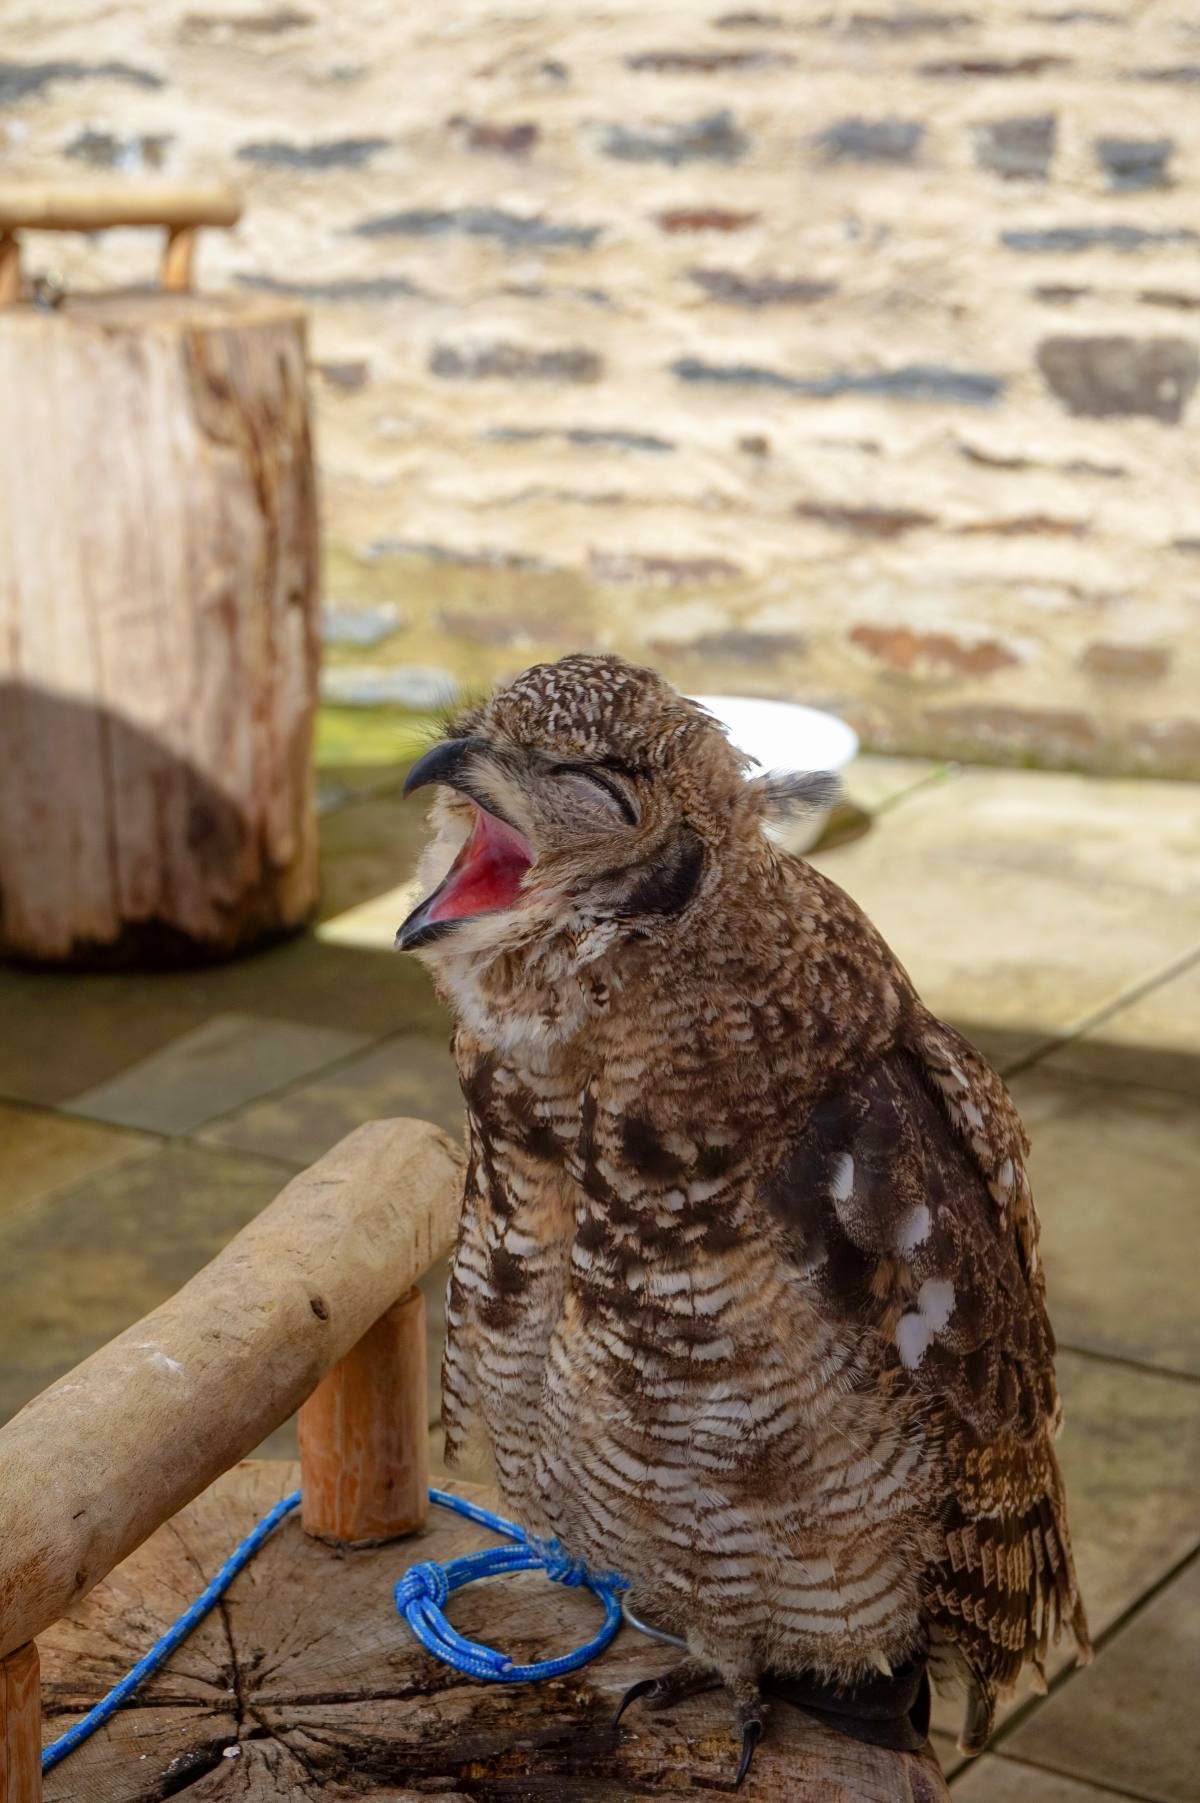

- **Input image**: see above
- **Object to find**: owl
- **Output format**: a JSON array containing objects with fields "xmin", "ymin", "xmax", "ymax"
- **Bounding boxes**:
[{"xmin": 397, "ymin": 653, "xmax": 1089, "ymax": 1785}]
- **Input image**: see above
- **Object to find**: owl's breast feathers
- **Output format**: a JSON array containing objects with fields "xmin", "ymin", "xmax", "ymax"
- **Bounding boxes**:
[{"xmin": 441, "ymin": 850, "xmax": 1089, "ymax": 1752}]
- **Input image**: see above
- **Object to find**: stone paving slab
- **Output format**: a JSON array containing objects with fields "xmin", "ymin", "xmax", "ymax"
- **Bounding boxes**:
[
  {"xmin": 0, "ymin": 1142, "xmax": 294, "ymax": 1426},
  {"xmin": 1012, "ymin": 1070, "xmax": 1200, "ymax": 1377},
  {"xmin": 810, "ymin": 767, "xmax": 1200, "ymax": 1069},
  {"xmin": 317, "ymin": 790, "xmax": 435, "ymax": 924},
  {"xmin": 198, "ymin": 1031, "xmax": 465, "ymax": 1166},
  {"xmin": 1004, "ymin": 1555, "xmax": 1200, "ymax": 1803},
  {"xmin": 63, "ymin": 1013, "xmax": 371, "ymax": 1136},
  {"xmin": 1044, "ymin": 955, "xmax": 1200, "ymax": 1100},
  {"xmin": 951, "ymin": 1755, "xmax": 1140, "ymax": 1799},
  {"xmin": 0, "ymin": 1101, "xmax": 154, "ymax": 1219}
]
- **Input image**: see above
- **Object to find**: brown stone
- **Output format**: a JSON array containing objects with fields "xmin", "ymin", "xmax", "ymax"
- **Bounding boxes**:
[
  {"xmin": 1080, "ymin": 642, "xmax": 1170, "ymax": 680},
  {"xmin": 657, "ymin": 206, "xmax": 759, "ymax": 233},
  {"xmin": 958, "ymin": 513, "xmax": 1088, "ymax": 536},
  {"xmin": 449, "ymin": 115, "xmax": 539, "ymax": 155},
  {"xmin": 851, "ymin": 625, "xmax": 1020, "ymax": 676},
  {"xmin": 924, "ymin": 703, "xmax": 1100, "ymax": 754},
  {"xmin": 798, "ymin": 502, "xmax": 934, "ymax": 538}
]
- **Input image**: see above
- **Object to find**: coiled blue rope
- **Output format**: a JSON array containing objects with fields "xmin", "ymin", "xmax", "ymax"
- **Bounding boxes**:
[{"xmin": 41, "ymin": 1486, "xmax": 627, "ymax": 1775}]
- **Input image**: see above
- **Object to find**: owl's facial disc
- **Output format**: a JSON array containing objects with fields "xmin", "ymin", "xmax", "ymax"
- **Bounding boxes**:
[{"xmin": 395, "ymin": 801, "xmax": 534, "ymax": 950}]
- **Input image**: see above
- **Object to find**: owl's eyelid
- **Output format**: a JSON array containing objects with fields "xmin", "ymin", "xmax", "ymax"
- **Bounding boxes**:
[{"xmin": 547, "ymin": 762, "xmax": 638, "ymax": 825}]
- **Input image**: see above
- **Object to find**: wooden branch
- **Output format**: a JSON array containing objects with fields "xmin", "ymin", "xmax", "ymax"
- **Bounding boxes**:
[
  {"xmin": 299, "ymin": 1288, "xmax": 430, "ymax": 1545},
  {"xmin": 0, "ymin": 1644, "xmax": 40, "ymax": 1803},
  {"xmin": 0, "ymin": 1118, "xmax": 463, "ymax": 1662},
  {"xmin": 160, "ymin": 224, "xmax": 195, "ymax": 292},
  {"xmin": 0, "ymin": 183, "xmax": 241, "ymax": 233}
]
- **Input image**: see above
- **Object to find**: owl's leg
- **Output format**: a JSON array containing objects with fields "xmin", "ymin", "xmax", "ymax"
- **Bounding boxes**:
[{"xmin": 729, "ymin": 1673, "xmax": 766, "ymax": 1789}]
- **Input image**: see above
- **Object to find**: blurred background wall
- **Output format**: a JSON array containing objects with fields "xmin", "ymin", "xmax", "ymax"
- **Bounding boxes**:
[{"xmin": 5, "ymin": 0, "xmax": 1199, "ymax": 775}]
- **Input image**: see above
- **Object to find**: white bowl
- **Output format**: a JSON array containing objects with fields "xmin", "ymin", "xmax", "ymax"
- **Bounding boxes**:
[{"xmin": 691, "ymin": 695, "xmax": 859, "ymax": 852}]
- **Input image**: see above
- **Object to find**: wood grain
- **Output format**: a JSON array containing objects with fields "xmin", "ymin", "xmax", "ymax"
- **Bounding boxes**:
[
  {"xmin": 1, "ymin": 1643, "xmax": 41, "ymax": 1803},
  {"xmin": 39, "ymin": 1462, "xmax": 950, "ymax": 1802},
  {"xmin": 0, "ymin": 1119, "xmax": 463, "ymax": 1663},
  {"xmin": 300, "ymin": 1290, "xmax": 430, "ymax": 1546},
  {"xmin": 0, "ymin": 184, "xmax": 241, "ymax": 232},
  {"xmin": 0, "ymin": 289, "xmax": 318, "ymax": 963}
]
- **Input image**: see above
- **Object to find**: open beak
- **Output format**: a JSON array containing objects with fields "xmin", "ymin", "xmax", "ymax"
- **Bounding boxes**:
[{"xmin": 396, "ymin": 739, "xmax": 535, "ymax": 951}]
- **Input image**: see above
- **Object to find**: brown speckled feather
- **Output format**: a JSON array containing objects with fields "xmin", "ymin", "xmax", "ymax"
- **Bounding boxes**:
[{"xmin": 409, "ymin": 654, "xmax": 1089, "ymax": 1756}]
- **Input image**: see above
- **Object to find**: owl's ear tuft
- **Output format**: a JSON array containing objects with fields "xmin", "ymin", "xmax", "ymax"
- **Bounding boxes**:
[{"xmin": 751, "ymin": 769, "xmax": 842, "ymax": 821}]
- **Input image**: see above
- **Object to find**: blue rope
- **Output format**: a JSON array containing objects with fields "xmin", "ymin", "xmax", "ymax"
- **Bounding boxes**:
[{"xmin": 41, "ymin": 1486, "xmax": 627, "ymax": 1775}]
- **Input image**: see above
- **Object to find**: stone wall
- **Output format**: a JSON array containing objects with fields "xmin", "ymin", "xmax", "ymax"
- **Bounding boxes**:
[{"xmin": 5, "ymin": 0, "xmax": 1200, "ymax": 773}]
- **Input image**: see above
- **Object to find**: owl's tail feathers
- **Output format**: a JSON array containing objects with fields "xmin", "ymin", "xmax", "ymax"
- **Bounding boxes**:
[
  {"xmin": 959, "ymin": 1680, "xmax": 995, "ymax": 1758},
  {"xmin": 764, "ymin": 1653, "xmax": 931, "ymax": 1754}
]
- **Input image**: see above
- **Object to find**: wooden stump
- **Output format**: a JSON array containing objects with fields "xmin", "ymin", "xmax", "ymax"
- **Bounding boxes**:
[
  {"xmin": 36, "ymin": 1462, "xmax": 951, "ymax": 1803},
  {"xmin": 0, "ymin": 291, "xmax": 319, "ymax": 966}
]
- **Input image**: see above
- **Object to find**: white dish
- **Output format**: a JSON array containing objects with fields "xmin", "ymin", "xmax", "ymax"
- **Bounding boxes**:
[{"xmin": 692, "ymin": 694, "xmax": 858, "ymax": 852}]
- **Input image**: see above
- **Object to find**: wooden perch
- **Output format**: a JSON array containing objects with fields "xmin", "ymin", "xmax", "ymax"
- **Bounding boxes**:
[
  {"xmin": 0, "ymin": 1117, "xmax": 463, "ymax": 1664},
  {"xmin": 0, "ymin": 181, "xmax": 241, "ymax": 299}
]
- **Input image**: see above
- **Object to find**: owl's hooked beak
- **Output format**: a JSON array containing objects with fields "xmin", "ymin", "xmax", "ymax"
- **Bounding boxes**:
[{"xmin": 396, "ymin": 738, "xmax": 536, "ymax": 951}]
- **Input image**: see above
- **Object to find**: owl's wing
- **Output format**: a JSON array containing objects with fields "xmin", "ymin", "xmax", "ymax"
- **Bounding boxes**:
[{"xmin": 765, "ymin": 1018, "xmax": 1090, "ymax": 1749}]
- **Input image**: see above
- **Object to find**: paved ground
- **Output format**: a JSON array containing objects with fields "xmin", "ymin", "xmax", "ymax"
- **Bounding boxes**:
[{"xmin": 1, "ymin": 748, "xmax": 1197, "ymax": 1802}]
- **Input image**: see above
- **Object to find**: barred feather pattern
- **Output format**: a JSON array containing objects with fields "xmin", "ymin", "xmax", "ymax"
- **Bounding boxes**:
[{"xmin": 425, "ymin": 653, "xmax": 1089, "ymax": 1751}]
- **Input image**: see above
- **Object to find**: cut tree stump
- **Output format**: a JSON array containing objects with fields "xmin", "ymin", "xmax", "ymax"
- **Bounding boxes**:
[
  {"xmin": 36, "ymin": 1462, "xmax": 951, "ymax": 1803},
  {"xmin": 0, "ymin": 290, "xmax": 319, "ymax": 966}
]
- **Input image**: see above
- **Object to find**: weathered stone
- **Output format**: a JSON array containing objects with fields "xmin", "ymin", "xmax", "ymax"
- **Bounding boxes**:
[
  {"xmin": 1033, "ymin": 284, "xmax": 1090, "ymax": 304},
  {"xmin": 237, "ymin": 273, "xmax": 427, "ymax": 302},
  {"xmin": 796, "ymin": 501, "xmax": 934, "ymax": 537},
  {"xmin": 64, "ymin": 128, "xmax": 172, "ymax": 169},
  {"xmin": 353, "ymin": 207, "xmax": 602, "ymax": 248},
  {"xmin": 972, "ymin": 113, "xmax": 1056, "ymax": 180},
  {"xmin": 449, "ymin": 116, "xmax": 539, "ymax": 155},
  {"xmin": 365, "ymin": 539, "xmax": 554, "ymax": 571},
  {"xmin": 655, "ymin": 628, "xmax": 806, "ymax": 662},
  {"xmin": 1081, "ymin": 642, "xmax": 1171, "ymax": 680},
  {"xmin": 589, "ymin": 550, "xmax": 743, "ymax": 585},
  {"xmin": 498, "ymin": 281, "xmax": 612, "ymax": 307},
  {"xmin": 959, "ymin": 513, "xmax": 1087, "ymax": 536},
  {"xmin": 1004, "ymin": 223, "xmax": 1200, "ymax": 251},
  {"xmin": 925, "ymin": 703, "xmax": 1100, "ymax": 756},
  {"xmin": 0, "ymin": 59, "xmax": 163, "ymax": 103},
  {"xmin": 656, "ymin": 207, "xmax": 759, "ymax": 233},
  {"xmin": 429, "ymin": 342, "xmax": 602, "ymax": 383},
  {"xmin": 321, "ymin": 603, "xmax": 403, "ymax": 647},
  {"xmin": 815, "ymin": 117, "xmax": 924, "ymax": 163},
  {"xmin": 672, "ymin": 357, "xmax": 1005, "ymax": 403},
  {"xmin": 598, "ymin": 110, "xmax": 747, "ymax": 165},
  {"xmin": 1140, "ymin": 289, "xmax": 1200, "ymax": 311},
  {"xmin": 1037, "ymin": 335, "xmax": 1200, "ymax": 422},
  {"xmin": 712, "ymin": 10, "xmax": 785, "ymax": 24},
  {"xmin": 921, "ymin": 54, "xmax": 1069, "ymax": 75},
  {"xmin": 851, "ymin": 624, "xmax": 1020, "ymax": 675},
  {"xmin": 626, "ymin": 48, "xmax": 794, "ymax": 72},
  {"xmin": 830, "ymin": 9, "xmax": 974, "ymax": 35},
  {"xmin": 321, "ymin": 665, "xmax": 459, "ymax": 708},
  {"xmin": 180, "ymin": 6, "xmax": 312, "ymax": 34},
  {"xmin": 1128, "ymin": 64, "xmax": 1200, "ymax": 85},
  {"xmin": 238, "ymin": 137, "xmax": 388, "ymax": 168},
  {"xmin": 315, "ymin": 360, "xmax": 369, "ymax": 391},
  {"xmin": 486, "ymin": 425, "xmax": 675, "ymax": 452},
  {"xmin": 1095, "ymin": 134, "xmax": 1173, "ymax": 189},
  {"xmin": 690, "ymin": 269, "xmax": 837, "ymax": 306}
]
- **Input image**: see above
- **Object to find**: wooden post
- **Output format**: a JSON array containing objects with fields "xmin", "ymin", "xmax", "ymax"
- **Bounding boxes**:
[
  {"xmin": 161, "ymin": 225, "xmax": 195, "ymax": 292},
  {"xmin": 0, "ymin": 233, "xmax": 19, "ymax": 306},
  {"xmin": 299, "ymin": 1288, "xmax": 431, "ymax": 1546},
  {"xmin": 0, "ymin": 1643, "xmax": 41, "ymax": 1803}
]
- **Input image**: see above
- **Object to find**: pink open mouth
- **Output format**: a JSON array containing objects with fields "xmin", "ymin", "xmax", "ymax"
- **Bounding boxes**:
[
  {"xmin": 426, "ymin": 806, "xmax": 534, "ymax": 925},
  {"xmin": 398, "ymin": 805, "xmax": 535, "ymax": 950}
]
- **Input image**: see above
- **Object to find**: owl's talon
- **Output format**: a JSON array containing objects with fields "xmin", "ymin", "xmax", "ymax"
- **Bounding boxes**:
[
  {"xmin": 612, "ymin": 1677, "xmax": 659, "ymax": 1728},
  {"xmin": 734, "ymin": 1711, "xmax": 763, "ymax": 1789}
]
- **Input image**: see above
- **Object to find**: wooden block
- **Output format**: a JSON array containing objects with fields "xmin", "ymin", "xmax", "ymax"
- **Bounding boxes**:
[
  {"xmin": 299, "ymin": 1288, "xmax": 430, "ymax": 1545},
  {"xmin": 160, "ymin": 225, "xmax": 195, "ymax": 292},
  {"xmin": 0, "ymin": 1643, "xmax": 41, "ymax": 1803}
]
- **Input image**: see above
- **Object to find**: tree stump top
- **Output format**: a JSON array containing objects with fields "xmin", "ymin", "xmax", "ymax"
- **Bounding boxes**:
[{"xmin": 38, "ymin": 1461, "xmax": 950, "ymax": 1802}]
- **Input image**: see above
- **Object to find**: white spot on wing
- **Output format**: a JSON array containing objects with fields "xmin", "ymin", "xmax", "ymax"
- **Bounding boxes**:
[
  {"xmin": 895, "ymin": 1278, "xmax": 956, "ymax": 1368},
  {"xmin": 829, "ymin": 1152, "xmax": 854, "ymax": 1201},
  {"xmin": 918, "ymin": 1277, "xmax": 955, "ymax": 1331},
  {"xmin": 896, "ymin": 1311, "xmax": 934, "ymax": 1369},
  {"xmin": 895, "ymin": 1203, "xmax": 931, "ymax": 1255}
]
